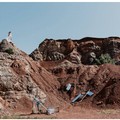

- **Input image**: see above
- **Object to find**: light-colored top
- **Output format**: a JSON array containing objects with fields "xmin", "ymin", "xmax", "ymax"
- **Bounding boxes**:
[
  {"xmin": 66, "ymin": 83, "xmax": 72, "ymax": 91},
  {"xmin": 7, "ymin": 32, "xmax": 12, "ymax": 42}
]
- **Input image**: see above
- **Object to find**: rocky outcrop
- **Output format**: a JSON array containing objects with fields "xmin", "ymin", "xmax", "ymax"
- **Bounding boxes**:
[
  {"xmin": 78, "ymin": 37, "xmax": 120, "ymax": 64},
  {"xmin": 29, "ymin": 48, "xmax": 43, "ymax": 61},
  {"xmin": 30, "ymin": 37, "xmax": 120, "ymax": 65},
  {"xmin": 0, "ymin": 39, "xmax": 21, "ymax": 55},
  {"xmin": 46, "ymin": 51, "xmax": 65, "ymax": 61},
  {"xmin": 0, "ymin": 40, "xmax": 65, "ymax": 115},
  {"xmin": 66, "ymin": 49, "xmax": 81, "ymax": 64},
  {"xmin": 0, "ymin": 52, "xmax": 46, "ymax": 114},
  {"xmin": 0, "ymin": 36, "xmax": 120, "ymax": 116}
]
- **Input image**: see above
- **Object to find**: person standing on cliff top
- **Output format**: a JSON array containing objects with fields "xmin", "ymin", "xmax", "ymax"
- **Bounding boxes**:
[{"xmin": 7, "ymin": 31, "xmax": 12, "ymax": 42}]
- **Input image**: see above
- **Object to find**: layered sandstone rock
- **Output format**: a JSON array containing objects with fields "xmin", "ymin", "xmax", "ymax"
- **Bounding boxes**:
[{"xmin": 30, "ymin": 37, "xmax": 120, "ymax": 64}]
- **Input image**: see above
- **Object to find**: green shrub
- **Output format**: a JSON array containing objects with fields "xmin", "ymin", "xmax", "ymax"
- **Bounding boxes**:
[
  {"xmin": 5, "ymin": 48, "xmax": 14, "ymax": 54},
  {"xmin": 95, "ymin": 53, "xmax": 115, "ymax": 65}
]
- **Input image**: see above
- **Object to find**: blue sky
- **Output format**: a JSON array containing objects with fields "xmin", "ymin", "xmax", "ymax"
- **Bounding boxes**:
[{"xmin": 0, "ymin": 2, "xmax": 120, "ymax": 54}]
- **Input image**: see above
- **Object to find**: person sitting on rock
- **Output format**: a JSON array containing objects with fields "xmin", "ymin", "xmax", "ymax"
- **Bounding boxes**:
[{"xmin": 7, "ymin": 31, "xmax": 12, "ymax": 42}]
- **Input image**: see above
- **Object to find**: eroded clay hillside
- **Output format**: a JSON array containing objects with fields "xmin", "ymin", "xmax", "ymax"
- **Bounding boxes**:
[
  {"xmin": 0, "ymin": 39, "xmax": 65, "ymax": 115},
  {"xmin": 30, "ymin": 37, "xmax": 120, "ymax": 109},
  {"xmin": 0, "ymin": 37, "xmax": 120, "ymax": 117}
]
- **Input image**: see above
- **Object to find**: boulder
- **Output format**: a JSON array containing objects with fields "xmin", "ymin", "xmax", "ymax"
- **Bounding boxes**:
[{"xmin": 67, "ymin": 49, "xmax": 81, "ymax": 64}]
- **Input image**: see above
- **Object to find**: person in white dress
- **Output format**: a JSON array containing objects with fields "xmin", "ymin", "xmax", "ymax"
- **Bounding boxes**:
[{"xmin": 7, "ymin": 31, "xmax": 12, "ymax": 42}]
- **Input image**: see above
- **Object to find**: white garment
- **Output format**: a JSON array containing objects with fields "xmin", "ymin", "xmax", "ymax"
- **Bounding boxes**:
[{"xmin": 66, "ymin": 83, "xmax": 72, "ymax": 91}]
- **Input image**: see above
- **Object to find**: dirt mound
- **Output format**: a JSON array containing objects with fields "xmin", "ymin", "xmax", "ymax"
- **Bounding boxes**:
[
  {"xmin": 0, "ymin": 40, "xmax": 67, "ymax": 115},
  {"xmin": 91, "ymin": 64, "xmax": 120, "ymax": 108},
  {"xmin": 41, "ymin": 60, "xmax": 120, "ymax": 108}
]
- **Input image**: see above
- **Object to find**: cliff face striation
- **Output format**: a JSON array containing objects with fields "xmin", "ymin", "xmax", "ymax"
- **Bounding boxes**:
[{"xmin": 30, "ymin": 37, "xmax": 120, "ymax": 64}]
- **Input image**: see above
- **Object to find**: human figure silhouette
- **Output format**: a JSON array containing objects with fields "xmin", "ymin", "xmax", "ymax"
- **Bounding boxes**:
[{"xmin": 7, "ymin": 31, "xmax": 12, "ymax": 42}]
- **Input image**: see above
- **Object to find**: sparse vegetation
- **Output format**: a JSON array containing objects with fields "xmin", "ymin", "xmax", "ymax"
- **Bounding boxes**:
[
  {"xmin": 98, "ymin": 109, "xmax": 120, "ymax": 115},
  {"xmin": 0, "ymin": 115, "xmax": 21, "ymax": 119},
  {"xmin": 5, "ymin": 48, "xmax": 14, "ymax": 54},
  {"xmin": 94, "ymin": 53, "xmax": 115, "ymax": 65}
]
